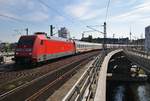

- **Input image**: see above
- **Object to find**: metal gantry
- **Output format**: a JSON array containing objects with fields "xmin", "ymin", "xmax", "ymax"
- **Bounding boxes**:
[{"xmin": 86, "ymin": 22, "xmax": 107, "ymax": 55}]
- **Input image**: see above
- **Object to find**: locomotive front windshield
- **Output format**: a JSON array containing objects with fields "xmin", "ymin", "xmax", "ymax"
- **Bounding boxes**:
[{"xmin": 18, "ymin": 37, "xmax": 35, "ymax": 46}]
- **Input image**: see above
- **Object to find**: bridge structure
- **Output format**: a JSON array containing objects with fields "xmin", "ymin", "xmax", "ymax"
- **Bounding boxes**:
[{"xmin": 63, "ymin": 48, "xmax": 150, "ymax": 101}]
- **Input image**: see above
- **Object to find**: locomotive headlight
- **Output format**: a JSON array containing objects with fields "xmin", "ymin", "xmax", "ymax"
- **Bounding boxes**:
[
  {"xmin": 25, "ymin": 48, "xmax": 32, "ymax": 52},
  {"xmin": 16, "ymin": 48, "xmax": 22, "ymax": 51},
  {"xmin": 29, "ymin": 52, "xmax": 32, "ymax": 55}
]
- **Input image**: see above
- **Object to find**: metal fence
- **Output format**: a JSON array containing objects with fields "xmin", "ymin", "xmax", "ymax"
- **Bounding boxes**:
[
  {"xmin": 62, "ymin": 53, "xmax": 104, "ymax": 101},
  {"xmin": 125, "ymin": 48, "xmax": 150, "ymax": 60}
]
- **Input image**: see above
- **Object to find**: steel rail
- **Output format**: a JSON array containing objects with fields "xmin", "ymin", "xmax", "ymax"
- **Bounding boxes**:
[
  {"xmin": 25, "ymin": 58, "xmax": 89, "ymax": 101},
  {"xmin": 0, "ymin": 51, "xmax": 100, "ymax": 101},
  {"xmin": 0, "ymin": 58, "xmax": 88, "ymax": 100}
]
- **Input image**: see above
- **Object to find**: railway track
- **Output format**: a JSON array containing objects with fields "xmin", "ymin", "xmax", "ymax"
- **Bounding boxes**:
[
  {"xmin": 0, "ymin": 51, "xmax": 101, "ymax": 101},
  {"xmin": 0, "ymin": 51, "xmax": 98, "ymax": 83}
]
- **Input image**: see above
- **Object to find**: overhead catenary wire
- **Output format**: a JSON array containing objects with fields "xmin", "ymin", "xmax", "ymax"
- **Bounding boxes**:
[
  {"xmin": 0, "ymin": 14, "xmax": 23, "ymax": 22},
  {"xmin": 86, "ymin": 0, "xmax": 112, "ymax": 30},
  {"xmin": 37, "ymin": 0, "xmax": 85, "ymax": 26},
  {"xmin": 38, "ymin": 0, "xmax": 67, "ymax": 19},
  {"xmin": 0, "ymin": 0, "xmax": 83, "ymax": 25},
  {"xmin": 38, "ymin": 0, "xmax": 79, "ymax": 23},
  {"xmin": 105, "ymin": 0, "xmax": 111, "ymax": 22}
]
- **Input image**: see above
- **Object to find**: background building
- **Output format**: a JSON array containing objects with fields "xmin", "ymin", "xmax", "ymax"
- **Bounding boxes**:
[
  {"xmin": 145, "ymin": 26, "xmax": 150, "ymax": 51},
  {"xmin": 58, "ymin": 27, "xmax": 70, "ymax": 39}
]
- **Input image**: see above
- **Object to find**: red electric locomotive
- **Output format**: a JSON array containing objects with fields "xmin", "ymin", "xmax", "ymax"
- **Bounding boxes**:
[{"xmin": 15, "ymin": 32, "xmax": 75, "ymax": 63}]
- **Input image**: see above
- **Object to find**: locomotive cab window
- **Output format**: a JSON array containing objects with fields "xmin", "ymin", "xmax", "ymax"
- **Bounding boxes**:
[{"xmin": 18, "ymin": 37, "xmax": 35, "ymax": 46}]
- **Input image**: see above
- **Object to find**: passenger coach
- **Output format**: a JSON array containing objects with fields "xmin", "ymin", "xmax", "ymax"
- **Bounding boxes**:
[{"xmin": 75, "ymin": 41, "xmax": 102, "ymax": 53}]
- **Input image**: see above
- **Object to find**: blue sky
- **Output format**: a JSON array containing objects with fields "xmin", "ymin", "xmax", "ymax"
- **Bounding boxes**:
[{"xmin": 0, "ymin": 0, "xmax": 150, "ymax": 42}]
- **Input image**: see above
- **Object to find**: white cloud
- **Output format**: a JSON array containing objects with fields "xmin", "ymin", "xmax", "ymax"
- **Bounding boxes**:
[
  {"xmin": 112, "ymin": 0, "xmax": 138, "ymax": 6},
  {"xmin": 111, "ymin": 0, "xmax": 121, "ymax": 3},
  {"xmin": 110, "ymin": 0, "xmax": 150, "ymax": 23},
  {"xmin": 0, "ymin": 0, "xmax": 31, "ymax": 6},
  {"xmin": 24, "ymin": 11, "xmax": 49, "ymax": 22},
  {"xmin": 0, "ymin": 0, "xmax": 49, "ymax": 22},
  {"xmin": 66, "ymin": 4, "xmax": 87, "ymax": 18},
  {"xmin": 64, "ymin": 0, "xmax": 103, "ymax": 20},
  {"xmin": 65, "ymin": 1, "xmax": 91, "ymax": 17},
  {"xmin": 106, "ymin": 0, "xmax": 150, "ymax": 38},
  {"xmin": 0, "ymin": 10, "xmax": 21, "ymax": 21},
  {"xmin": 0, "ymin": 10, "xmax": 49, "ymax": 22},
  {"xmin": 0, "ymin": 0, "xmax": 17, "ymax": 5},
  {"xmin": 127, "ymin": 0, "xmax": 138, "ymax": 5},
  {"xmin": 54, "ymin": 16, "xmax": 65, "ymax": 22}
]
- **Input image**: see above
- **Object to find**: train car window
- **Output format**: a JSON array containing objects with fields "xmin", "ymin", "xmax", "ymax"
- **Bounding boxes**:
[
  {"xmin": 40, "ymin": 40, "xmax": 44, "ymax": 45},
  {"xmin": 18, "ymin": 37, "xmax": 35, "ymax": 46}
]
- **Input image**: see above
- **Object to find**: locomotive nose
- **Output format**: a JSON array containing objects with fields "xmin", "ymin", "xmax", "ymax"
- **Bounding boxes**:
[{"xmin": 15, "ymin": 48, "xmax": 32, "ymax": 55}]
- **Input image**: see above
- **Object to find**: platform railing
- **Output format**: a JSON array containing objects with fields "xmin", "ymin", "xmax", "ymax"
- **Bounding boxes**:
[
  {"xmin": 124, "ymin": 48, "xmax": 150, "ymax": 60},
  {"xmin": 62, "ymin": 53, "xmax": 104, "ymax": 101},
  {"xmin": 124, "ymin": 48, "xmax": 150, "ymax": 74}
]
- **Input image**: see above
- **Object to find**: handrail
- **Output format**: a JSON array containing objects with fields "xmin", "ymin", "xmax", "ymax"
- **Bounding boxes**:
[
  {"xmin": 62, "ymin": 54, "xmax": 103, "ymax": 101},
  {"xmin": 125, "ymin": 49, "xmax": 150, "ymax": 59}
]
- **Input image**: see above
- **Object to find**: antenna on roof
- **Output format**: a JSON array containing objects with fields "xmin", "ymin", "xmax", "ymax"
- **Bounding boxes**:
[{"xmin": 25, "ymin": 28, "xmax": 28, "ymax": 35}]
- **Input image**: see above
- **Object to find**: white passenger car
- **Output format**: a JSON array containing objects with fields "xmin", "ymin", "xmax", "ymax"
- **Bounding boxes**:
[{"xmin": 75, "ymin": 41, "xmax": 102, "ymax": 53}]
